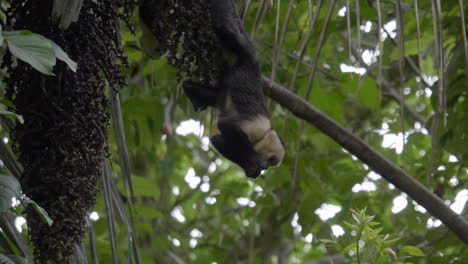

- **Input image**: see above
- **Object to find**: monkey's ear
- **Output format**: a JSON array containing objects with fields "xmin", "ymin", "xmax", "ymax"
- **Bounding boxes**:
[{"xmin": 210, "ymin": 134, "xmax": 262, "ymax": 179}]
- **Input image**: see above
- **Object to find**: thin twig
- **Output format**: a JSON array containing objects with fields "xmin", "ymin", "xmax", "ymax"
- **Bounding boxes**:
[
  {"xmin": 346, "ymin": 0, "xmax": 352, "ymax": 61},
  {"xmin": 271, "ymin": 0, "xmax": 296, "ymax": 82},
  {"xmin": 414, "ymin": 0, "xmax": 423, "ymax": 95},
  {"xmin": 382, "ymin": 26, "xmax": 433, "ymax": 90},
  {"xmin": 291, "ymin": 1, "xmax": 336, "ymax": 191},
  {"xmin": 395, "ymin": 0, "xmax": 407, "ymax": 159},
  {"xmin": 458, "ymin": 0, "xmax": 468, "ymax": 78},
  {"xmin": 270, "ymin": 0, "xmax": 281, "ymax": 81},
  {"xmin": 289, "ymin": 0, "xmax": 323, "ymax": 93},
  {"xmin": 251, "ymin": 0, "xmax": 269, "ymax": 39}
]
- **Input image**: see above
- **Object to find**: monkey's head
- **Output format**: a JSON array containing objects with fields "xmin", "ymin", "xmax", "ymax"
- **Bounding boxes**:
[
  {"xmin": 253, "ymin": 130, "xmax": 285, "ymax": 168},
  {"xmin": 210, "ymin": 134, "xmax": 264, "ymax": 178},
  {"xmin": 210, "ymin": 130, "xmax": 285, "ymax": 179}
]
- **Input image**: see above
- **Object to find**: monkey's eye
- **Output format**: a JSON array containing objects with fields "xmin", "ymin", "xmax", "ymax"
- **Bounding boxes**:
[{"xmin": 268, "ymin": 156, "xmax": 278, "ymax": 165}]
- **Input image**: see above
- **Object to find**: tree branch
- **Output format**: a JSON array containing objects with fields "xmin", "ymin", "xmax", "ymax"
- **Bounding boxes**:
[{"xmin": 262, "ymin": 76, "xmax": 468, "ymax": 245}]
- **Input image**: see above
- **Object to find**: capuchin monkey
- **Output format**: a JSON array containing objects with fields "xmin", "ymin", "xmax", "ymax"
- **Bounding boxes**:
[{"xmin": 183, "ymin": 0, "xmax": 285, "ymax": 178}]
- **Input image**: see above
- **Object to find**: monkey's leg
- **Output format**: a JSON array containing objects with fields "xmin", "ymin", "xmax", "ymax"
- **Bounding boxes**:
[
  {"xmin": 182, "ymin": 80, "xmax": 218, "ymax": 111},
  {"xmin": 208, "ymin": 0, "xmax": 257, "ymax": 61}
]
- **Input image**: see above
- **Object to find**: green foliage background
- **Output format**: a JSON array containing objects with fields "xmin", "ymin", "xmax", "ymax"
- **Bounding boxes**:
[{"xmin": 102, "ymin": 0, "xmax": 466, "ymax": 263}]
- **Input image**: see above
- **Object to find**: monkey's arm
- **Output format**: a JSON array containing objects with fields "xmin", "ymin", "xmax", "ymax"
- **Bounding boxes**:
[{"xmin": 183, "ymin": 80, "xmax": 218, "ymax": 111}]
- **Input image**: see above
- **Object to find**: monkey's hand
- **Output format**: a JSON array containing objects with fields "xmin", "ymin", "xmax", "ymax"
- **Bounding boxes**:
[{"xmin": 182, "ymin": 80, "xmax": 217, "ymax": 111}]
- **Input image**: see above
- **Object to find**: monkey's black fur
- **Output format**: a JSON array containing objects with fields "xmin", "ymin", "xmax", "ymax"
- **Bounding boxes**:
[{"xmin": 184, "ymin": 0, "xmax": 277, "ymax": 178}]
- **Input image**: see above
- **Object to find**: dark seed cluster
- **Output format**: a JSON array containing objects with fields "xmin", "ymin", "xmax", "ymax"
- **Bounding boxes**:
[
  {"xmin": 4, "ymin": 0, "xmax": 133, "ymax": 263},
  {"xmin": 140, "ymin": 0, "xmax": 223, "ymax": 83}
]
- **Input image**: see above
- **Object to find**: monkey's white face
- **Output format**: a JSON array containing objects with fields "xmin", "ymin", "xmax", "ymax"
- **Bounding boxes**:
[
  {"xmin": 241, "ymin": 115, "xmax": 285, "ymax": 169},
  {"xmin": 253, "ymin": 130, "xmax": 285, "ymax": 167}
]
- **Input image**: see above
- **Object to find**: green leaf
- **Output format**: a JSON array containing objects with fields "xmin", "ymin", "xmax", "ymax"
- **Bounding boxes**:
[
  {"xmin": 390, "ymin": 36, "xmax": 433, "ymax": 58},
  {"xmin": 357, "ymin": 77, "xmax": 381, "ymax": 109},
  {"xmin": 0, "ymin": 11, "xmax": 5, "ymax": 25},
  {"xmin": 385, "ymin": 237, "xmax": 402, "ymax": 244},
  {"xmin": 385, "ymin": 248, "xmax": 397, "ymax": 257},
  {"xmin": 0, "ymin": 110, "xmax": 24, "ymax": 124},
  {"xmin": 0, "ymin": 25, "xmax": 3, "ymax": 46},
  {"xmin": 29, "ymin": 200, "xmax": 54, "ymax": 226},
  {"xmin": 342, "ymin": 242, "xmax": 357, "ymax": 252},
  {"xmin": 400, "ymin": 245, "xmax": 425, "ymax": 257},
  {"xmin": 3, "ymin": 30, "xmax": 77, "ymax": 74},
  {"xmin": 343, "ymin": 220, "xmax": 358, "ymax": 230},
  {"xmin": 136, "ymin": 205, "xmax": 162, "ymax": 219},
  {"xmin": 0, "ymin": 255, "xmax": 27, "ymax": 264},
  {"xmin": 119, "ymin": 176, "xmax": 159, "ymax": 198},
  {"xmin": 319, "ymin": 239, "xmax": 335, "ymax": 244},
  {"xmin": 0, "ymin": 97, "xmax": 16, "ymax": 109},
  {"xmin": 370, "ymin": 227, "xmax": 383, "ymax": 237},
  {"xmin": 21, "ymin": 197, "xmax": 53, "ymax": 226},
  {"xmin": 51, "ymin": 42, "xmax": 77, "ymax": 72},
  {"xmin": 0, "ymin": 175, "xmax": 21, "ymax": 213},
  {"xmin": 367, "ymin": 221, "xmax": 380, "ymax": 226},
  {"xmin": 4, "ymin": 31, "xmax": 56, "ymax": 75},
  {"xmin": 0, "ymin": 254, "xmax": 15, "ymax": 264},
  {"xmin": 352, "ymin": 213, "xmax": 361, "ymax": 224},
  {"xmin": 364, "ymin": 215, "xmax": 375, "ymax": 223}
]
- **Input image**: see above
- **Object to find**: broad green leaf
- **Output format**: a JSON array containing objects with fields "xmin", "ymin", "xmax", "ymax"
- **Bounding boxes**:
[
  {"xmin": 118, "ymin": 175, "xmax": 159, "ymax": 198},
  {"xmin": 390, "ymin": 36, "xmax": 433, "ymax": 58},
  {"xmin": 4, "ymin": 31, "xmax": 56, "ymax": 75},
  {"xmin": 0, "ymin": 255, "xmax": 27, "ymax": 264},
  {"xmin": 0, "ymin": 254, "xmax": 15, "ymax": 264},
  {"xmin": 357, "ymin": 77, "xmax": 381, "ymax": 109},
  {"xmin": 0, "ymin": 98, "xmax": 16, "ymax": 109},
  {"xmin": 400, "ymin": 245, "xmax": 425, "ymax": 257},
  {"xmin": 3, "ymin": 30, "xmax": 77, "ymax": 74},
  {"xmin": 51, "ymin": 42, "xmax": 77, "ymax": 72},
  {"xmin": 9, "ymin": 256, "xmax": 27, "ymax": 264},
  {"xmin": 0, "ymin": 110, "xmax": 24, "ymax": 124},
  {"xmin": 0, "ymin": 174, "xmax": 21, "ymax": 212},
  {"xmin": 135, "ymin": 205, "xmax": 162, "ymax": 219},
  {"xmin": 310, "ymin": 84, "xmax": 345, "ymax": 123},
  {"xmin": 0, "ymin": 11, "xmax": 5, "ymax": 25},
  {"xmin": 21, "ymin": 197, "xmax": 53, "ymax": 226},
  {"xmin": 29, "ymin": 200, "xmax": 54, "ymax": 226}
]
